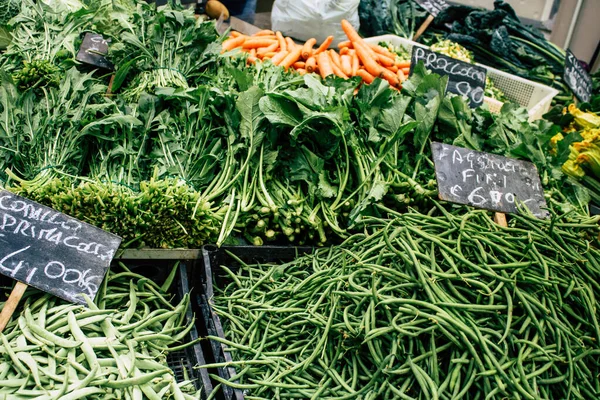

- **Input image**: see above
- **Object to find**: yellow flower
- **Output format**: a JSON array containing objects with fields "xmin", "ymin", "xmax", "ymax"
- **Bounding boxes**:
[
  {"xmin": 562, "ymin": 159, "xmax": 585, "ymax": 179},
  {"xmin": 568, "ymin": 104, "xmax": 600, "ymax": 130},
  {"xmin": 549, "ymin": 133, "xmax": 564, "ymax": 155}
]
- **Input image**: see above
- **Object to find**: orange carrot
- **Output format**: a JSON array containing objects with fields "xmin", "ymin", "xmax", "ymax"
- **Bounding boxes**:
[
  {"xmin": 353, "ymin": 41, "xmax": 384, "ymax": 79},
  {"xmin": 381, "ymin": 68, "xmax": 400, "ymax": 88},
  {"xmin": 254, "ymin": 29, "xmax": 275, "ymax": 36},
  {"xmin": 302, "ymin": 38, "xmax": 317, "ymax": 60},
  {"xmin": 285, "ymin": 37, "xmax": 297, "ymax": 51},
  {"xmin": 341, "ymin": 55, "xmax": 352, "ymax": 76},
  {"xmin": 293, "ymin": 61, "xmax": 306, "ymax": 69},
  {"xmin": 397, "ymin": 69, "xmax": 406, "ymax": 82},
  {"xmin": 351, "ymin": 52, "xmax": 360, "ymax": 76},
  {"xmin": 317, "ymin": 52, "xmax": 334, "ymax": 78},
  {"xmin": 265, "ymin": 37, "xmax": 279, "ymax": 42},
  {"xmin": 341, "ymin": 20, "xmax": 379, "ymax": 60},
  {"xmin": 281, "ymin": 48, "xmax": 303, "ymax": 70},
  {"xmin": 339, "ymin": 47, "xmax": 350, "ymax": 56},
  {"xmin": 387, "ymin": 65, "xmax": 399, "ymax": 73},
  {"xmin": 230, "ymin": 31, "xmax": 242, "ymax": 38},
  {"xmin": 247, "ymin": 55, "xmax": 257, "ymax": 64},
  {"xmin": 329, "ymin": 50, "xmax": 343, "ymax": 69},
  {"xmin": 368, "ymin": 43, "xmax": 396, "ymax": 59},
  {"xmin": 276, "ymin": 31, "xmax": 287, "ymax": 52},
  {"xmin": 396, "ymin": 60, "xmax": 411, "ymax": 69},
  {"xmin": 377, "ymin": 54, "xmax": 396, "ymax": 67},
  {"xmin": 222, "ymin": 35, "xmax": 247, "ymax": 51},
  {"xmin": 341, "ymin": 20, "xmax": 364, "ymax": 45},
  {"xmin": 257, "ymin": 42, "xmax": 279, "ymax": 57},
  {"xmin": 297, "ymin": 68, "xmax": 307, "ymax": 75},
  {"xmin": 401, "ymin": 67, "xmax": 410, "ymax": 75},
  {"xmin": 356, "ymin": 69, "xmax": 375, "ymax": 84},
  {"xmin": 263, "ymin": 52, "xmax": 277, "ymax": 59},
  {"xmin": 338, "ymin": 40, "xmax": 352, "ymax": 49},
  {"xmin": 271, "ymin": 51, "xmax": 289, "ymax": 66},
  {"xmin": 314, "ymin": 36, "xmax": 334, "ymax": 55},
  {"xmin": 306, "ymin": 57, "xmax": 316, "ymax": 73},
  {"xmin": 245, "ymin": 35, "xmax": 277, "ymax": 41},
  {"xmin": 330, "ymin": 55, "xmax": 349, "ymax": 78},
  {"xmin": 242, "ymin": 39, "xmax": 278, "ymax": 49}
]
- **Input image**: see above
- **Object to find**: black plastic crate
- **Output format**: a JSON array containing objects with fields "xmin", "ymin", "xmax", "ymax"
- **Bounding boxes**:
[
  {"xmin": 0, "ymin": 257, "xmax": 213, "ymax": 398},
  {"xmin": 192, "ymin": 245, "xmax": 312, "ymax": 400}
]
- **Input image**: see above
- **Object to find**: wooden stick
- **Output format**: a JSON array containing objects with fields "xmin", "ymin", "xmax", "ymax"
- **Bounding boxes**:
[
  {"xmin": 106, "ymin": 74, "xmax": 115, "ymax": 97},
  {"xmin": 0, "ymin": 282, "xmax": 28, "ymax": 333},
  {"xmin": 494, "ymin": 212, "xmax": 508, "ymax": 228},
  {"xmin": 413, "ymin": 14, "xmax": 435, "ymax": 41}
]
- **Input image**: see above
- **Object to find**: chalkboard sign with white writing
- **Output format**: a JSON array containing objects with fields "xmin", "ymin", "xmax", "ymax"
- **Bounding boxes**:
[
  {"xmin": 410, "ymin": 47, "xmax": 487, "ymax": 108},
  {"xmin": 431, "ymin": 143, "xmax": 548, "ymax": 218},
  {"xmin": 414, "ymin": 0, "xmax": 448, "ymax": 17},
  {"xmin": 76, "ymin": 33, "xmax": 114, "ymax": 71},
  {"xmin": 0, "ymin": 191, "xmax": 121, "ymax": 305},
  {"xmin": 564, "ymin": 49, "xmax": 592, "ymax": 103}
]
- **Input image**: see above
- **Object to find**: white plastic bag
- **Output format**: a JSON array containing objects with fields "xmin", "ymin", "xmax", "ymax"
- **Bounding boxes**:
[{"xmin": 271, "ymin": 0, "xmax": 360, "ymax": 46}]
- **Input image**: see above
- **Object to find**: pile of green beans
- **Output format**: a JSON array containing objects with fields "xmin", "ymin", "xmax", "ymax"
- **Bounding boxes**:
[
  {"xmin": 206, "ymin": 205, "xmax": 600, "ymax": 399},
  {"xmin": 0, "ymin": 263, "xmax": 202, "ymax": 399}
]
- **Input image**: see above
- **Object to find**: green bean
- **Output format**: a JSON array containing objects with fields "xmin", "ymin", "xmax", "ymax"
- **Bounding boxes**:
[{"xmin": 205, "ymin": 207, "xmax": 600, "ymax": 398}]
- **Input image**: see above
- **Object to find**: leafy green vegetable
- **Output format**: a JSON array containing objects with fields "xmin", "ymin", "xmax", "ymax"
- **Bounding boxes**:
[
  {"xmin": 109, "ymin": 4, "xmax": 219, "ymax": 101},
  {"xmin": 0, "ymin": 26, "xmax": 10, "ymax": 50},
  {"xmin": 431, "ymin": 1, "xmax": 570, "ymax": 103},
  {"xmin": 0, "ymin": 0, "xmax": 20, "ymax": 26},
  {"xmin": 359, "ymin": 0, "xmax": 427, "ymax": 40},
  {"xmin": 0, "ymin": 0, "xmax": 594, "ymax": 251}
]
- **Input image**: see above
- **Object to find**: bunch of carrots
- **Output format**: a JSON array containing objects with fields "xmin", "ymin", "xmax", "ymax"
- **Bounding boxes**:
[{"xmin": 222, "ymin": 20, "xmax": 411, "ymax": 89}]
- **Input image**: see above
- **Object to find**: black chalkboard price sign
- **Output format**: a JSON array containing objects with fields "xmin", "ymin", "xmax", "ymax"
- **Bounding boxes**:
[
  {"xmin": 431, "ymin": 143, "xmax": 548, "ymax": 218},
  {"xmin": 76, "ymin": 33, "xmax": 114, "ymax": 70},
  {"xmin": 410, "ymin": 47, "xmax": 487, "ymax": 108},
  {"xmin": 564, "ymin": 49, "xmax": 592, "ymax": 103},
  {"xmin": 0, "ymin": 191, "xmax": 121, "ymax": 305},
  {"xmin": 414, "ymin": 0, "xmax": 449, "ymax": 17}
]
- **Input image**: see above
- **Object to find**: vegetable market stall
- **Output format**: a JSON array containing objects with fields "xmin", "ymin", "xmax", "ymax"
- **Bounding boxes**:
[{"xmin": 0, "ymin": 0, "xmax": 599, "ymax": 399}]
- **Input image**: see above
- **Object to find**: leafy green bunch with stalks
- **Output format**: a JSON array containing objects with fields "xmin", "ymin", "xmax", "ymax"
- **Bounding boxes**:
[{"xmin": 109, "ymin": 2, "xmax": 220, "ymax": 103}]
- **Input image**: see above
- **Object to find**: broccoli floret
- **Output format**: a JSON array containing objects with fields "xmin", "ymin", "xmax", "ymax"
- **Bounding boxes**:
[{"xmin": 12, "ymin": 59, "xmax": 60, "ymax": 91}]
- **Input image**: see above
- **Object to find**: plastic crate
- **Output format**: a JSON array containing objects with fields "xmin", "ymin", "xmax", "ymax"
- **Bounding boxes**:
[
  {"xmin": 0, "ymin": 258, "xmax": 212, "ymax": 398},
  {"xmin": 192, "ymin": 245, "xmax": 312, "ymax": 400},
  {"xmin": 364, "ymin": 35, "xmax": 559, "ymax": 121}
]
